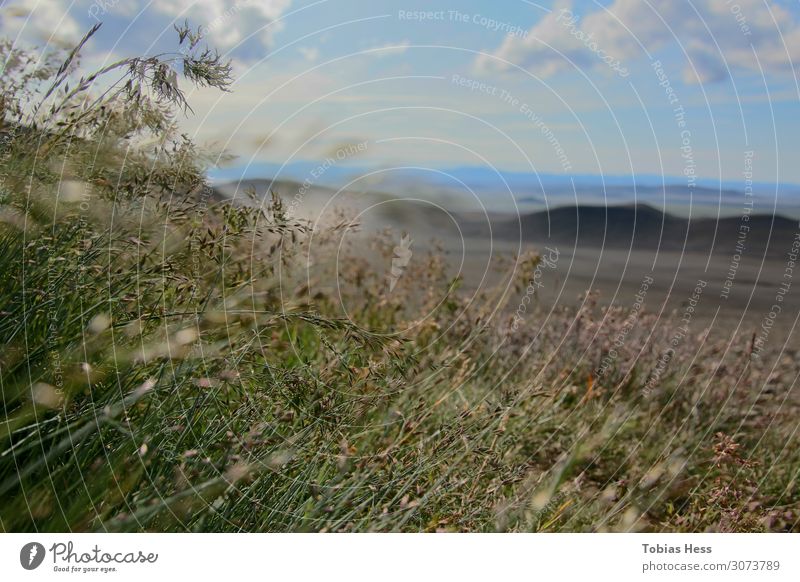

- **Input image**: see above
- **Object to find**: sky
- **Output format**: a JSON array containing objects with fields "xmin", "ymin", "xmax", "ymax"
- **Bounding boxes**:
[{"xmin": 3, "ymin": 0, "xmax": 800, "ymax": 188}]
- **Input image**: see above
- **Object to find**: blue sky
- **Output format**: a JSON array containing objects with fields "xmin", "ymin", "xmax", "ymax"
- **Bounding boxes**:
[{"xmin": 4, "ymin": 0, "xmax": 800, "ymax": 186}]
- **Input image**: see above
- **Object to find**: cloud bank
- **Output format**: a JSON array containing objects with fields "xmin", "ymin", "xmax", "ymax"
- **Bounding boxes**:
[
  {"xmin": 476, "ymin": 0, "xmax": 800, "ymax": 84},
  {"xmin": 1, "ymin": 0, "xmax": 292, "ymax": 57}
]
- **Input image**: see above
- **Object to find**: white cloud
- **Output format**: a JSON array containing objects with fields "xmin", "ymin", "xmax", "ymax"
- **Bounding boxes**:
[
  {"xmin": 153, "ymin": 0, "xmax": 292, "ymax": 55},
  {"xmin": 0, "ymin": 0, "xmax": 293, "ymax": 56},
  {"xmin": 0, "ymin": 0, "xmax": 81, "ymax": 47},
  {"xmin": 298, "ymin": 46, "xmax": 319, "ymax": 62},
  {"xmin": 476, "ymin": 0, "xmax": 800, "ymax": 84}
]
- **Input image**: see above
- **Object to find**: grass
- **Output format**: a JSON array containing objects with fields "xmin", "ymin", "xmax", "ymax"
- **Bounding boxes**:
[{"xmin": 1, "ymin": 23, "xmax": 799, "ymax": 533}]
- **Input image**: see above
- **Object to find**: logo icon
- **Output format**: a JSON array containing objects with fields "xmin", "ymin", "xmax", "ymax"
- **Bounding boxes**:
[{"xmin": 20, "ymin": 542, "xmax": 46, "ymax": 570}]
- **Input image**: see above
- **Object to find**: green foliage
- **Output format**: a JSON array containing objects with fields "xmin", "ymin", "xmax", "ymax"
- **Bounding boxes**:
[{"xmin": 1, "ymin": 24, "xmax": 798, "ymax": 533}]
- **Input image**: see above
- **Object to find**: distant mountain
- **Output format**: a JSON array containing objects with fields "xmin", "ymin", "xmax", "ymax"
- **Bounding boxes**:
[
  {"xmin": 213, "ymin": 179, "xmax": 799, "ymax": 259},
  {"xmin": 210, "ymin": 164, "xmax": 800, "ymax": 217},
  {"xmin": 489, "ymin": 204, "xmax": 799, "ymax": 258}
]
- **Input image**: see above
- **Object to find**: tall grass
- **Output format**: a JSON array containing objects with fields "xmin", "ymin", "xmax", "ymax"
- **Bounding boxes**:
[{"xmin": 1, "ymin": 24, "xmax": 798, "ymax": 532}]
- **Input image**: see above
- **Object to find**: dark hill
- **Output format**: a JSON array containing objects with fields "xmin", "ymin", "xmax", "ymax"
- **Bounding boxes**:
[{"xmin": 492, "ymin": 204, "xmax": 798, "ymax": 258}]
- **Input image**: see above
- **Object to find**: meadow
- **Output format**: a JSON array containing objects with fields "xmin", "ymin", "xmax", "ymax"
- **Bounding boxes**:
[{"xmin": 1, "ymin": 25, "xmax": 798, "ymax": 533}]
